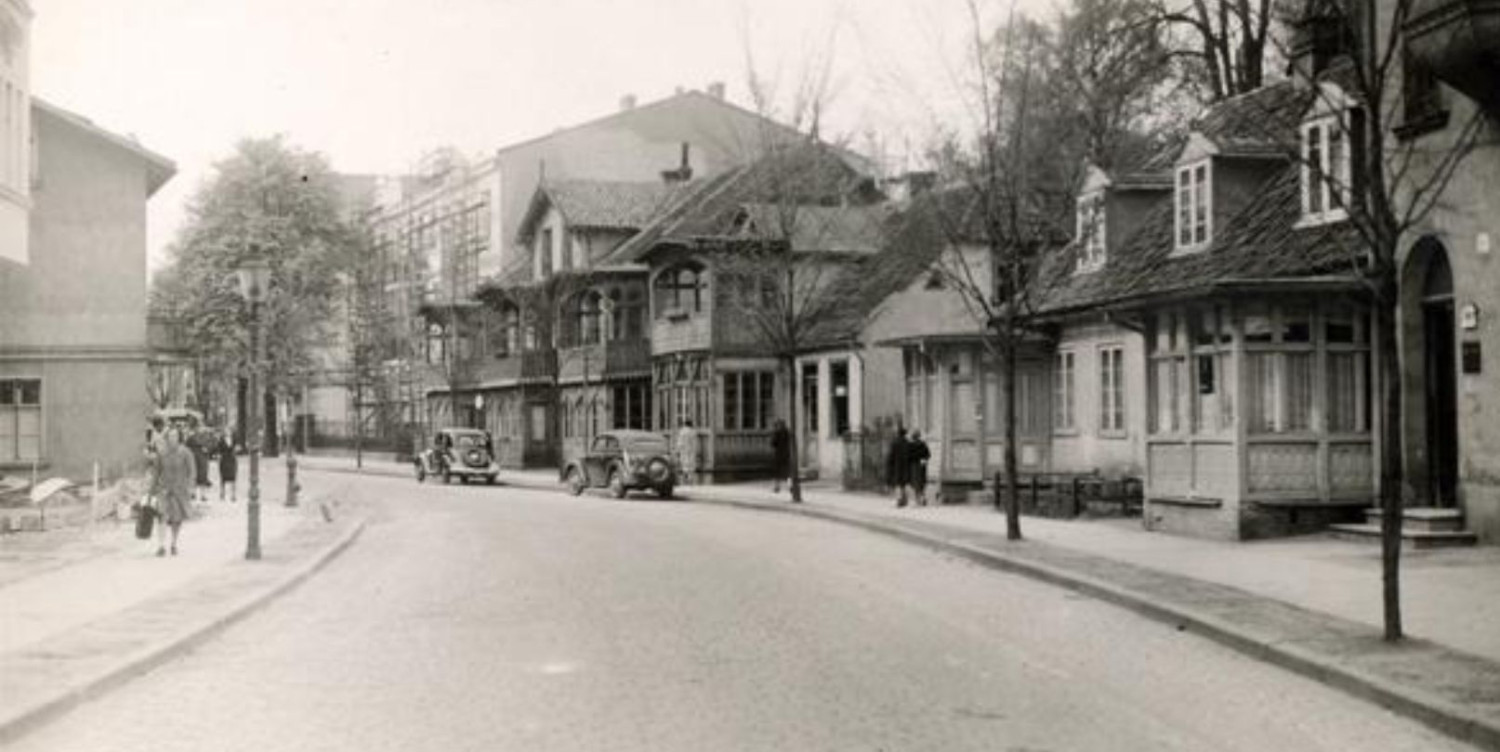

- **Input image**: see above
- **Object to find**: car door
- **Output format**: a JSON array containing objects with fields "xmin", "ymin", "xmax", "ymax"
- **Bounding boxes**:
[{"xmin": 582, "ymin": 436, "xmax": 616, "ymax": 485}]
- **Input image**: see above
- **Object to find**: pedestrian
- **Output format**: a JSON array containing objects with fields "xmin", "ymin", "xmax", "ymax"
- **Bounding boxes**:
[
  {"xmin": 215, "ymin": 429, "xmax": 238, "ymax": 502},
  {"xmin": 770, "ymin": 419, "xmax": 793, "ymax": 496},
  {"xmin": 188, "ymin": 421, "xmax": 212, "ymax": 502},
  {"xmin": 908, "ymin": 429, "xmax": 931, "ymax": 506},
  {"xmin": 675, "ymin": 419, "xmax": 699, "ymax": 485},
  {"xmin": 885, "ymin": 427, "xmax": 911, "ymax": 507},
  {"xmin": 155, "ymin": 427, "xmax": 196, "ymax": 557}
]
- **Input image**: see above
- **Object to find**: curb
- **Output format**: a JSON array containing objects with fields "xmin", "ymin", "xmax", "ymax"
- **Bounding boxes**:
[
  {"xmin": 0, "ymin": 516, "xmax": 368, "ymax": 745},
  {"xmin": 688, "ymin": 495, "xmax": 1500, "ymax": 751}
]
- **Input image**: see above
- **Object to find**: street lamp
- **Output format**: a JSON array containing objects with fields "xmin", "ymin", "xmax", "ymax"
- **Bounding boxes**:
[{"xmin": 235, "ymin": 253, "xmax": 271, "ymax": 561}]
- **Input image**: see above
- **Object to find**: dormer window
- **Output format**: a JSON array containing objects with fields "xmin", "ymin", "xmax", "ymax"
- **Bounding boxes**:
[
  {"xmin": 1076, "ymin": 191, "xmax": 1106, "ymax": 271},
  {"xmin": 1301, "ymin": 115, "xmax": 1350, "ymax": 224},
  {"xmin": 1175, "ymin": 161, "xmax": 1211, "ymax": 251}
]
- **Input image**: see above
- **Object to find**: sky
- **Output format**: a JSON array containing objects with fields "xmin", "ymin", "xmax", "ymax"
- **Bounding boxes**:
[{"xmin": 30, "ymin": 0, "xmax": 1053, "ymax": 272}]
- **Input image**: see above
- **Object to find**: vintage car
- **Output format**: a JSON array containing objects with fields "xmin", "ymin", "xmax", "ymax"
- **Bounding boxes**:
[
  {"xmin": 564, "ymin": 430, "xmax": 677, "ymax": 499},
  {"xmin": 415, "ymin": 428, "xmax": 500, "ymax": 485}
]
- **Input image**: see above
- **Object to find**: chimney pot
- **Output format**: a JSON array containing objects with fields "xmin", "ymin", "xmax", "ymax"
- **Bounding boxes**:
[{"xmin": 707, "ymin": 81, "xmax": 726, "ymax": 100}]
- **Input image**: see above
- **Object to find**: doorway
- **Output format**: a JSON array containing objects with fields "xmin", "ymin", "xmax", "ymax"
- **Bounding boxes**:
[
  {"xmin": 1421, "ymin": 249, "xmax": 1458, "ymax": 507},
  {"xmin": 800, "ymin": 362, "xmax": 820, "ymax": 473}
]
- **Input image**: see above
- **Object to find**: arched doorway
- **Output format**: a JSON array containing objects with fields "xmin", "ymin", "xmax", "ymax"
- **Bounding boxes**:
[{"xmin": 1408, "ymin": 238, "xmax": 1459, "ymax": 507}]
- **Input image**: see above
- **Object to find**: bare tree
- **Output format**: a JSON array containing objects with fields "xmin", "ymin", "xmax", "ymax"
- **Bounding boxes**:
[{"xmin": 1151, "ymin": 0, "xmax": 1278, "ymax": 100}]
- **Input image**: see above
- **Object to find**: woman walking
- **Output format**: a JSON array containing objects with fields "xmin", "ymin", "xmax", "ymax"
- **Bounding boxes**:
[
  {"xmin": 215, "ymin": 430, "xmax": 238, "ymax": 502},
  {"xmin": 156, "ymin": 428, "xmax": 196, "ymax": 557},
  {"xmin": 907, "ymin": 429, "xmax": 931, "ymax": 506}
]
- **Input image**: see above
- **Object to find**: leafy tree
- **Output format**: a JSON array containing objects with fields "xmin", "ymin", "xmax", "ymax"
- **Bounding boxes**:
[{"xmin": 150, "ymin": 136, "xmax": 357, "ymax": 449}]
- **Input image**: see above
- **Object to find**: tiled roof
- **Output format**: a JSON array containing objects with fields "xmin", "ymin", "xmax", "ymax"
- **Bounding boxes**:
[
  {"xmin": 1192, "ymin": 79, "xmax": 1312, "ymax": 155},
  {"xmin": 736, "ymin": 203, "xmax": 889, "ymax": 254},
  {"xmin": 545, "ymin": 179, "xmax": 687, "ymax": 231},
  {"xmin": 1036, "ymin": 163, "xmax": 1365, "ymax": 315}
]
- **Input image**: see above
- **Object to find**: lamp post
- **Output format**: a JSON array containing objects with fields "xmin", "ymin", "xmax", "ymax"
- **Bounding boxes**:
[{"xmin": 236, "ymin": 254, "xmax": 271, "ymax": 561}]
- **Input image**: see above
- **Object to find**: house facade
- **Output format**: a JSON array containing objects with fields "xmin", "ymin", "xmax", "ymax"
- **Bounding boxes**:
[
  {"xmin": 1399, "ymin": 0, "xmax": 1500, "ymax": 541},
  {"xmin": 0, "ymin": 37, "xmax": 175, "ymax": 482},
  {"xmin": 361, "ymin": 88, "xmax": 818, "ymax": 459}
]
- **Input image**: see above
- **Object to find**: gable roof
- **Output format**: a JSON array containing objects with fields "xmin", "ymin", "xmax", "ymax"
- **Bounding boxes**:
[
  {"xmin": 603, "ymin": 141, "xmax": 879, "ymax": 264},
  {"xmin": 1190, "ymin": 80, "xmax": 1313, "ymax": 158},
  {"xmin": 516, "ymin": 179, "xmax": 690, "ymax": 243}
]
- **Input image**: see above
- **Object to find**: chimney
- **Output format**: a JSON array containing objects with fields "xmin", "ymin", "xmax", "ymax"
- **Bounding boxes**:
[
  {"xmin": 661, "ymin": 142, "xmax": 694, "ymax": 184},
  {"xmin": 706, "ymin": 81, "xmax": 726, "ymax": 100},
  {"xmin": 619, "ymin": 94, "xmax": 637, "ymax": 111}
]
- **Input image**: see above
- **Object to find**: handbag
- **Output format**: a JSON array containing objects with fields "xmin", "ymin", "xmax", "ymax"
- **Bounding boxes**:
[{"xmin": 134, "ymin": 501, "xmax": 157, "ymax": 540}]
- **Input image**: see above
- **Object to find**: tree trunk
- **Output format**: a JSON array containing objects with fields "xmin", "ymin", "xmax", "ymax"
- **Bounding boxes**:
[
  {"xmin": 1001, "ymin": 334, "xmax": 1023, "ymax": 541},
  {"xmin": 1376, "ymin": 292, "xmax": 1404, "ymax": 641},
  {"xmin": 786, "ymin": 356, "xmax": 803, "ymax": 503}
]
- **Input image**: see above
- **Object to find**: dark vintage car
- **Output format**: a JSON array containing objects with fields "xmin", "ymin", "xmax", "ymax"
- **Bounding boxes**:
[
  {"xmin": 565, "ymin": 430, "xmax": 677, "ymax": 499},
  {"xmin": 415, "ymin": 428, "xmax": 500, "ymax": 485}
]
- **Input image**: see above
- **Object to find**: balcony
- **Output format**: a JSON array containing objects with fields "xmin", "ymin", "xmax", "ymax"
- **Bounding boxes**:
[
  {"xmin": 1405, "ymin": 0, "xmax": 1500, "ymax": 110},
  {"xmin": 520, "ymin": 349, "xmax": 557, "ymax": 382}
]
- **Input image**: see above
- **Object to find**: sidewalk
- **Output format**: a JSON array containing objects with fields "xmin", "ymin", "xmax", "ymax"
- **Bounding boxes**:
[
  {"xmin": 298, "ymin": 454, "xmax": 1500, "ymax": 749},
  {"xmin": 0, "ymin": 459, "xmax": 366, "ymax": 744}
]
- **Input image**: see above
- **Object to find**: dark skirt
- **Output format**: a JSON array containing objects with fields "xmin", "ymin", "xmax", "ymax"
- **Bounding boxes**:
[
  {"xmin": 193, "ymin": 450, "xmax": 211, "ymax": 486},
  {"xmin": 219, "ymin": 453, "xmax": 238, "ymax": 482}
]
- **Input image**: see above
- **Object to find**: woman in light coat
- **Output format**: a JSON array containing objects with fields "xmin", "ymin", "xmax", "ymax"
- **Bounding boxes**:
[{"xmin": 156, "ymin": 428, "xmax": 196, "ymax": 557}]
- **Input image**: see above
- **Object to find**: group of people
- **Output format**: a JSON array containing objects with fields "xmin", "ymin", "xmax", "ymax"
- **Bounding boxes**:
[
  {"xmin": 141, "ymin": 418, "xmax": 240, "ymax": 557},
  {"xmin": 885, "ymin": 428, "xmax": 931, "ymax": 507}
]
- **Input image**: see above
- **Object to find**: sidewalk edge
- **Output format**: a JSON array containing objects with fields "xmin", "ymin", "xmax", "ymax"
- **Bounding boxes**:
[
  {"xmin": 0, "ymin": 517, "xmax": 368, "ymax": 745},
  {"xmin": 694, "ymin": 495, "xmax": 1500, "ymax": 752}
]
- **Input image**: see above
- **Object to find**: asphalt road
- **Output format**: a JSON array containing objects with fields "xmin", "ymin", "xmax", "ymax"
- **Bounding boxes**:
[{"xmin": 12, "ymin": 472, "xmax": 1481, "ymax": 751}]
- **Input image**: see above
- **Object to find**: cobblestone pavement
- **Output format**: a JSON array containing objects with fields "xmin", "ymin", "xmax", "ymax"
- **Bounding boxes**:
[{"xmin": 10, "ymin": 473, "xmax": 1481, "ymax": 751}]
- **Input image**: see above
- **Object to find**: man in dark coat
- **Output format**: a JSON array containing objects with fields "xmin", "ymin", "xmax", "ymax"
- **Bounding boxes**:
[
  {"xmin": 908, "ymin": 429, "xmax": 931, "ymax": 506},
  {"xmin": 885, "ymin": 428, "xmax": 911, "ymax": 508},
  {"xmin": 770, "ymin": 419, "xmax": 792, "ymax": 495}
]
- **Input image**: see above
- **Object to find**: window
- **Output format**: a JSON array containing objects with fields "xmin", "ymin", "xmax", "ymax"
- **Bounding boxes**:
[
  {"xmin": 611, "ymin": 384, "xmax": 650, "ymax": 430},
  {"xmin": 1149, "ymin": 313, "xmax": 1187, "ymax": 434},
  {"xmin": 426, "ymin": 323, "xmax": 445, "ymax": 365},
  {"xmin": 1301, "ymin": 116, "xmax": 1350, "ymax": 223},
  {"xmin": 538, "ymin": 228, "xmax": 554, "ymax": 277},
  {"xmin": 654, "ymin": 264, "xmax": 705, "ymax": 316},
  {"xmin": 573, "ymin": 291, "xmax": 602, "ymax": 346},
  {"xmin": 722, "ymin": 371, "xmax": 776, "ymax": 431},
  {"xmin": 1076, "ymin": 192, "xmax": 1106, "ymax": 270},
  {"xmin": 830, "ymin": 360, "xmax": 850, "ymax": 436},
  {"xmin": 1098, "ymin": 346, "xmax": 1124, "ymax": 434},
  {"xmin": 904, "ymin": 348, "xmax": 925, "ymax": 431},
  {"xmin": 1175, "ymin": 161, "xmax": 1211, "ymax": 250},
  {"xmin": 655, "ymin": 356, "xmax": 710, "ymax": 430},
  {"xmin": 1054, "ymin": 351, "xmax": 1075, "ymax": 432},
  {"xmin": 0, "ymin": 378, "xmax": 41, "ymax": 461}
]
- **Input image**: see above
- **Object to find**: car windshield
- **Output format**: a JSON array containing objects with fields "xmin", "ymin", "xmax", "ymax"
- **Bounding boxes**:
[{"xmin": 453, "ymin": 434, "xmax": 484, "ymax": 449}]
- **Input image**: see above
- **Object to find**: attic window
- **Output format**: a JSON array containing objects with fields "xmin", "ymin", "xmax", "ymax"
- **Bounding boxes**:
[
  {"xmin": 1300, "ymin": 115, "xmax": 1350, "ymax": 225},
  {"xmin": 1174, "ymin": 161, "xmax": 1211, "ymax": 251},
  {"xmin": 1076, "ymin": 191, "xmax": 1106, "ymax": 271}
]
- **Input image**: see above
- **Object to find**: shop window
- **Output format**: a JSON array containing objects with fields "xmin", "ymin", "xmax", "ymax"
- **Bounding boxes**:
[{"xmin": 722, "ymin": 371, "xmax": 775, "ymax": 431}]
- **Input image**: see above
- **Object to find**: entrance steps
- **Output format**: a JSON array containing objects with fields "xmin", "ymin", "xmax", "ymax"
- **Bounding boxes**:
[{"xmin": 1327, "ymin": 507, "xmax": 1477, "ymax": 548}]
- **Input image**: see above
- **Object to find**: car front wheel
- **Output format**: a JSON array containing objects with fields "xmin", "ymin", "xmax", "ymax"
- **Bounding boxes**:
[
  {"xmin": 608, "ymin": 470, "xmax": 627, "ymax": 499},
  {"xmin": 567, "ymin": 467, "xmax": 586, "ymax": 496}
]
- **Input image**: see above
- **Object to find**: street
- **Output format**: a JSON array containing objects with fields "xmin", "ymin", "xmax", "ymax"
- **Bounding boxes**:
[{"xmin": 11, "ymin": 472, "xmax": 1481, "ymax": 752}]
